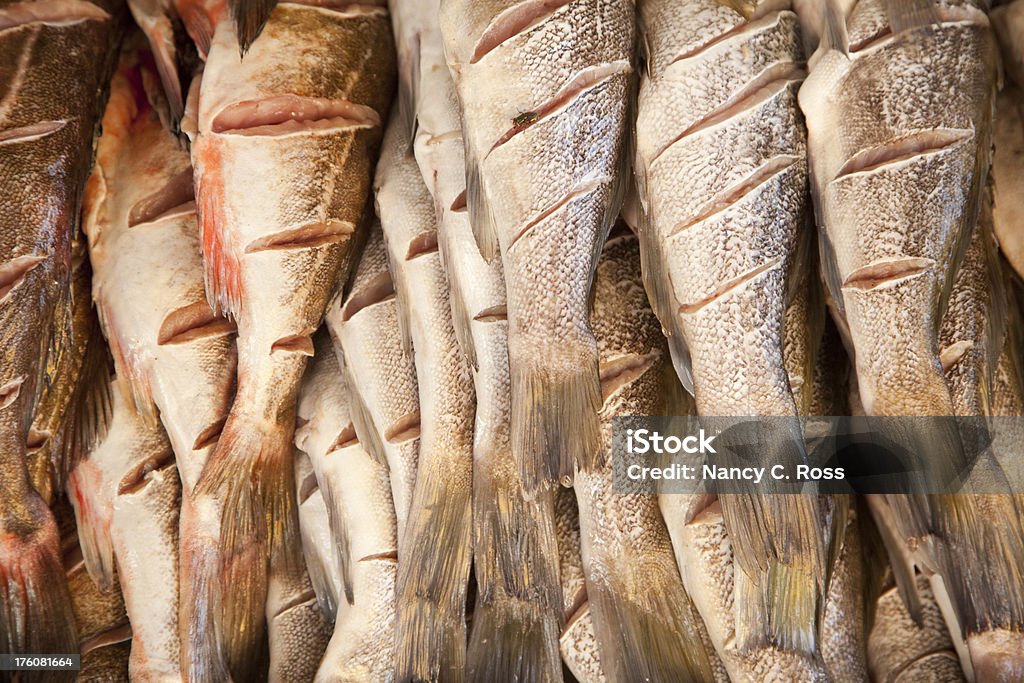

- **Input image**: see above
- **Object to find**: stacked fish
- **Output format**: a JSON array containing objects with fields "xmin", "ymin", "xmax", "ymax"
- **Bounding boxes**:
[{"xmin": 1, "ymin": 0, "xmax": 1023, "ymax": 681}]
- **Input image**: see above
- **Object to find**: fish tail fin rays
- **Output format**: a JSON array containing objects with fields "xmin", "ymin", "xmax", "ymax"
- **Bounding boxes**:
[
  {"xmin": 467, "ymin": 466, "xmax": 562, "ymax": 683},
  {"xmin": 66, "ymin": 468, "xmax": 116, "ymax": 592},
  {"xmin": 59, "ymin": 317, "xmax": 114, "ymax": 490},
  {"xmin": 393, "ymin": 471, "xmax": 473, "ymax": 683},
  {"xmin": 0, "ymin": 506, "xmax": 77, "ymax": 672},
  {"xmin": 464, "ymin": 142, "xmax": 500, "ymax": 263},
  {"xmin": 821, "ymin": 0, "xmax": 850, "ymax": 54},
  {"xmin": 508, "ymin": 338, "xmax": 602, "ymax": 488},
  {"xmin": 229, "ymin": 0, "xmax": 277, "ymax": 55},
  {"xmin": 179, "ymin": 500, "xmax": 231, "ymax": 683},
  {"xmin": 194, "ymin": 407, "xmax": 300, "ymax": 682},
  {"xmin": 885, "ymin": 0, "xmax": 941, "ymax": 35},
  {"xmin": 585, "ymin": 566, "xmax": 717, "ymax": 682},
  {"xmin": 720, "ymin": 490, "xmax": 825, "ymax": 655}
]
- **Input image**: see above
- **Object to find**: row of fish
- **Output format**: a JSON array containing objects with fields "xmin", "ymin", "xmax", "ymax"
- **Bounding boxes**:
[{"xmin": 1, "ymin": 0, "xmax": 1022, "ymax": 681}]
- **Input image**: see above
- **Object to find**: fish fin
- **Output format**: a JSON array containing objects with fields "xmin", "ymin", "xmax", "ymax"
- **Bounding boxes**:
[
  {"xmin": 509, "ymin": 336, "xmax": 603, "ymax": 487},
  {"xmin": 179, "ymin": 503, "xmax": 232, "ymax": 683},
  {"xmin": 58, "ymin": 315, "xmax": 114, "ymax": 488},
  {"xmin": 397, "ymin": 31, "xmax": 420, "ymax": 144},
  {"xmin": 195, "ymin": 407, "xmax": 299, "ymax": 682},
  {"xmin": 230, "ymin": 0, "xmax": 277, "ymax": 55},
  {"xmin": 886, "ymin": 0, "xmax": 940, "ymax": 34},
  {"xmin": 821, "ymin": 0, "xmax": 850, "ymax": 54},
  {"xmin": 867, "ymin": 496, "xmax": 924, "ymax": 624},
  {"xmin": 439, "ymin": 217, "xmax": 480, "ymax": 372},
  {"xmin": 824, "ymin": 494, "xmax": 851, "ymax": 597},
  {"xmin": 584, "ymin": 558, "xmax": 716, "ymax": 682},
  {"xmin": 195, "ymin": 138, "xmax": 243, "ymax": 318},
  {"xmin": 0, "ymin": 504, "xmax": 78, "ymax": 663},
  {"xmin": 295, "ymin": 451, "xmax": 338, "ymax": 619},
  {"xmin": 177, "ymin": 0, "xmax": 216, "ymax": 58},
  {"xmin": 394, "ymin": 467, "xmax": 473, "ymax": 682},
  {"xmin": 340, "ymin": 364, "xmax": 389, "ymax": 469},
  {"xmin": 67, "ymin": 466, "xmax": 116, "ymax": 592},
  {"xmin": 128, "ymin": 0, "xmax": 185, "ymax": 121},
  {"xmin": 464, "ymin": 139, "xmax": 500, "ymax": 263},
  {"xmin": 467, "ymin": 466, "xmax": 562, "ymax": 682},
  {"xmin": 318, "ymin": 474, "xmax": 354, "ymax": 606}
]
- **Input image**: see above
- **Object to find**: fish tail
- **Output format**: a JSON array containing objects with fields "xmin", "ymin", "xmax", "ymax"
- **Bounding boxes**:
[
  {"xmin": 179, "ymin": 495, "xmax": 230, "ymax": 683},
  {"xmin": 229, "ymin": 0, "xmax": 278, "ymax": 54},
  {"xmin": 467, "ymin": 466, "xmax": 562, "ymax": 683},
  {"xmin": 0, "ymin": 503, "xmax": 77, "ymax": 680},
  {"xmin": 508, "ymin": 336, "xmax": 602, "ymax": 488},
  {"xmin": 585, "ymin": 568, "xmax": 716, "ymax": 682},
  {"xmin": 195, "ymin": 407, "xmax": 299, "ymax": 682},
  {"xmin": 66, "ymin": 467, "xmax": 116, "ymax": 592},
  {"xmin": 394, "ymin": 471, "xmax": 473, "ymax": 683}
]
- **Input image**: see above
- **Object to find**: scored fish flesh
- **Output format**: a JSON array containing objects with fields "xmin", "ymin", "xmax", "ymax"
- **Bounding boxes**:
[
  {"xmin": 189, "ymin": 3, "xmax": 395, "ymax": 677},
  {"xmin": 392, "ymin": 0, "xmax": 564, "ymax": 677},
  {"xmin": 0, "ymin": 0, "xmax": 122, "ymax": 662},
  {"xmin": 635, "ymin": 0, "xmax": 825, "ymax": 669},
  {"xmin": 440, "ymin": 0, "xmax": 634, "ymax": 488},
  {"xmin": 374, "ymin": 112, "xmax": 475, "ymax": 683}
]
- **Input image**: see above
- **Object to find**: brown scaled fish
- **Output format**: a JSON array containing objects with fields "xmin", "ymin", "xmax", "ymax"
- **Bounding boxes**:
[
  {"xmin": 440, "ymin": 0, "xmax": 634, "ymax": 489},
  {"xmin": 188, "ymin": 3, "xmax": 395, "ymax": 679},
  {"xmin": 0, "ymin": 0, "xmax": 123, "ymax": 663}
]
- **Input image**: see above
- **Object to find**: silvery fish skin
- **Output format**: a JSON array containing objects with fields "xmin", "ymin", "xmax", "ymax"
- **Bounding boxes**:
[
  {"xmin": 573, "ymin": 230, "xmax": 717, "ymax": 682},
  {"xmin": 82, "ymin": 55, "xmax": 238, "ymax": 682},
  {"xmin": 265, "ymin": 548, "xmax": 332, "ymax": 683},
  {"xmin": 868, "ymin": 572, "xmax": 966, "ymax": 682},
  {"xmin": 374, "ymin": 113, "xmax": 476, "ymax": 683},
  {"xmin": 555, "ymin": 487, "xmax": 605, "ymax": 683},
  {"xmin": 391, "ymin": 1, "xmax": 563, "ymax": 678},
  {"xmin": 325, "ymin": 227, "xmax": 419, "ymax": 543},
  {"xmin": 189, "ymin": 4, "xmax": 394, "ymax": 678},
  {"xmin": 636, "ymin": 0, "xmax": 825, "ymax": 666},
  {"xmin": 0, "ymin": 0, "xmax": 122, "ymax": 663},
  {"xmin": 440, "ymin": 0, "xmax": 633, "ymax": 488},
  {"xmin": 68, "ymin": 374, "xmax": 182, "ymax": 682},
  {"xmin": 294, "ymin": 338, "xmax": 399, "ymax": 683}
]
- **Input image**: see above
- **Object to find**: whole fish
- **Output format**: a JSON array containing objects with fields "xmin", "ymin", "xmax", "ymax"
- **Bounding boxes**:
[
  {"xmin": 26, "ymin": 242, "xmax": 110, "ymax": 506},
  {"xmin": 0, "ymin": 0, "xmax": 122, "ymax": 661},
  {"xmin": 82, "ymin": 52, "xmax": 238, "ymax": 681},
  {"xmin": 573, "ymin": 229, "xmax": 716, "ymax": 681},
  {"xmin": 188, "ymin": 3, "xmax": 395, "ymax": 677},
  {"xmin": 555, "ymin": 487, "xmax": 605, "ymax": 683},
  {"xmin": 325, "ymin": 227, "xmax": 419, "ymax": 539},
  {"xmin": 68, "ymin": 372, "xmax": 182, "ymax": 682},
  {"xmin": 440, "ymin": 0, "xmax": 634, "ymax": 489},
  {"xmin": 391, "ymin": 1, "xmax": 564, "ymax": 678},
  {"xmin": 374, "ymin": 113, "xmax": 476, "ymax": 683},
  {"xmin": 294, "ymin": 337, "xmax": 399, "ymax": 683},
  {"xmin": 635, "ymin": 0, "xmax": 825, "ymax": 669}
]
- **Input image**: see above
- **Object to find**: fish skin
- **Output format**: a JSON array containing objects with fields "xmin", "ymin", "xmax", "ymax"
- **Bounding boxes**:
[
  {"xmin": 190, "ymin": 4, "xmax": 394, "ymax": 679},
  {"xmin": 265, "ymin": 546, "xmax": 332, "ymax": 683},
  {"xmin": 636, "ymin": 0, "xmax": 825, "ymax": 666},
  {"xmin": 391, "ymin": 1, "xmax": 565, "ymax": 678},
  {"xmin": 0, "ymin": 0, "xmax": 123, "ymax": 666},
  {"xmin": 819, "ymin": 501, "xmax": 869, "ymax": 682},
  {"xmin": 81, "ymin": 53, "xmax": 239, "ymax": 682},
  {"xmin": 68, "ymin": 374, "xmax": 182, "ymax": 682},
  {"xmin": 374, "ymin": 112, "xmax": 476, "ymax": 683},
  {"xmin": 295, "ymin": 450, "xmax": 341, "ymax": 621},
  {"xmin": 294, "ymin": 335, "xmax": 399, "ymax": 683},
  {"xmin": 64, "ymin": 544, "xmax": 132, "ymax": 677},
  {"xmin": 571, "ymin": 230, "xmax": 717, "ymax": 682},
  {"xmin": 325, "ymin": 226, "xmax": 419, "ymax": 542},
  {"xmin": 440, "ymin": 0, "xmax": 634, "ymax": 489}
]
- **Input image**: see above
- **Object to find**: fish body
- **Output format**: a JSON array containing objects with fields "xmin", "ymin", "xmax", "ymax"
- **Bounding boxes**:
[
  {"xmin": 635, "ymin": 0, "xmax": 825, "ymax": 669},
  {"xmin": 440, "ymin": 0, "xmax": 634, "ymax": 487},
  {"xmin": 0, "ymin": 0, "xmax": 123, "ymax": 662},
  {"xmin": 573, "ymin": 230, "xmax": 716, "ymax": 682},
  {"xmin": 68, "ymin": 374, "xmax": 182, "ymax": 682},
  {"xmin": 374, "ymin": 113, "xmax": 475, "ymax": 683},
  {"xmin": 294, "ymin": 337, "xmax": 399, "ymax": 683},
  {"xmin": 325, "ymin": 226, "xmax": 419, "ymax": 541},
  {"xmin": 189, "ymin": 4, "xmax": 394, "ymax": 678},
  {"xmin": 82, "ymin": 49, "xmax": 239, "ymax": 681},
  {"xmin": 391, "ymin": 0, "xmax": 564, "ymax": 678},
  {"xmin": 295, "ymin": 451, "xmax": 341, "ymax": 621},
  {"xmin": 265, "ymin": 548, "xmax": 332, "ymax": 683}
]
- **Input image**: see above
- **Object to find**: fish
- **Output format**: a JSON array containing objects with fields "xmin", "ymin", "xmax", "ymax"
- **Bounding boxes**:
[
  {"xmin": 554, "ymin": 486, "xmax": 605, "ymax": 683},
  {"xmin": 991, "ymin": 4, "xmax": 1024, "ymax": 282},
  {"xmin": 68, "ymin": 371, "xmax": 182, "ymax": 682},
  {"xmin": 391, "ymin": 0, "xmax": 564, "ymax": 678},
  {"xmin": 373, "ymin": 111, "xmax": 476, "ymax": 683},
  {"xmin": 188, "ymin": 3, "xmax": 395, "ymax": 678},
  {"xmin": 868, "ymin": 570, "xmax": 966, "ymax": 682},
  {"xmin": 265, "ymin": 545, "xmax": 332, "ymax": 683},
  {"xmin": 325, "ymin": 225, "xmax": 419, "ymax": 542},
  {"xmin": 26, "ymin": 242, "xmax": 111, "ymax": 507},
  {"xmin": 572, "ymin": 229, "xmax": 717, "ymax": 681},
  {"xmin": 295, "ymin": 450, "xmax": 342, "ymax": 621},
  {"xmin": 294, "ymin": 335, "xmax": 399, "ymax": 683},
  {"xmin": 440, "ymin": 0, "xmax": 634, "ymax": 489},
  {"xmin": 819, "ymin": 500, "xmax": 869, "ymax": 682},
  {"xmin": 0, "ymin": 0, "xmax": 123, "ymax": 663},
  {"xmin": 81, "ymin": 50, "xmax": 238, "ymax": 681},
  {"xmin": 993, "ymin": 0, "xmax": 1024, "ymax": 88},
  {"xmin": 635, "ymin": 0, "xmax": 825, "ymax": 668}
]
